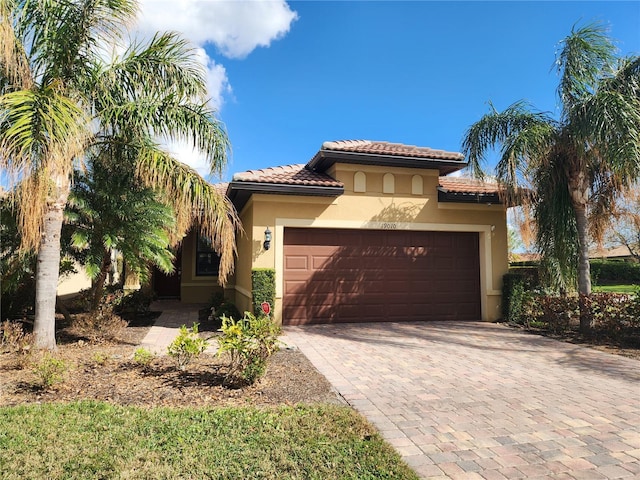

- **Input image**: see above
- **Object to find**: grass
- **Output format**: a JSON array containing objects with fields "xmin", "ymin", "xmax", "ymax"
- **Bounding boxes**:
[
  {"xmin": 593, "ymin": 284, "xmax": 638, "ymax": 293},
  {"xmin": 0, "ymin": 401, "xmax": 419, "ymax": 480}
]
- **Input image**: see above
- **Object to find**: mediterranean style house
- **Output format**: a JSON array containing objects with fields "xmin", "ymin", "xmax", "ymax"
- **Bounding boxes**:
[{"xmin": 153, "ymin": 140, "xmax": 509, "ymax": 325}]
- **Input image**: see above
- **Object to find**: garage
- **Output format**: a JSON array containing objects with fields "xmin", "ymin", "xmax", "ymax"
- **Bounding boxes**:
[{"xmin": 283, "ymin": 228, "xmax": 481, "ymax": 325}]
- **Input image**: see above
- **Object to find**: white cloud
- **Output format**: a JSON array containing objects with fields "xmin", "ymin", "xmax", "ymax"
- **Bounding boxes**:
[
  {"xmin": 164, "ymin": 140, "xmax": 211, "ymax": 178},
  {"xmin": 134, "ymin": 0, "xmax": 297, "ymax": 172},
  {"xmin": 137, "ymin": 0, "xmax": 298, "ymax": 59},
  {"xmin": 193, "ymin": 47, "xmax": 231, "ymax": 110}
]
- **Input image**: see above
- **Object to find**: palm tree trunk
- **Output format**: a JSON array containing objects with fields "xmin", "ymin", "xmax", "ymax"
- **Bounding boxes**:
[
  {"xmin": 33, "ymin": 192, "xmax": 68, "ymax": 350},
  {"xmin": 90, "ymin": 249, "xmax": 112, "ymax": 311},
  {"xmin": 568, "ymin": 169, "xmax": 593, "ymax": 333},
  {"xmin": 573, "ymin": 199, "xmax": 593, "ymax": 333}
]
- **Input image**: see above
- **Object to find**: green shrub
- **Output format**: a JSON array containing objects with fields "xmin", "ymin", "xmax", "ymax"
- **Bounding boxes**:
[
  {"xmin": 217, "ymin": 312, "xmax": 281, "ymax": 386},
  {"xmin": 213, "ymin": 301, "xmax": 241, "ymax": 321},
  {"xmin": 167, "ymin": 324, "xmax": 208, "ymax": 370},
  {"xmin": 114, "ymin": 289, "xmax": 154, "ymax": 315},
  {"xmin": 502, "ymin": 268, "xmax": 539, "ymax": 323},
  {"xmin": 133, "ymin": 347, "xmax": 155, "ymax": 366},
  {"xmin": 252, "ymin": 268, "xmax": 275, "ymax": 317},
  {"xmin": 92, "ymin": 352, "xmax": 109, "ymax": 366},
  {"xmin": 208, "ymin": 291, "xmax": 226, "ymax": 309},
  {"xmin": 590, "ymin": 260, "xmax": 640, "ymax": 284},
  {"xmin": 33, "ymin": 354, "xmax": 68, "ymax": 388}
]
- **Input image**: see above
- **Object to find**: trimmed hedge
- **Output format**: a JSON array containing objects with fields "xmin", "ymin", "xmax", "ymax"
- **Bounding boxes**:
[
  {"xmin": 251, "ymin": 268, "xmax": 275, "ymax": 317},
  {"xmin": 590, "ymin": 260, "xmax": 640, "ymax": 284},
  {"xmin": 502, "ymin": 267, "xmax": 540, "ymax": 323}
]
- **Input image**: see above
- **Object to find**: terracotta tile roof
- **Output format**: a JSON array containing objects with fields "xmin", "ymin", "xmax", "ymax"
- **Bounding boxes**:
[
  {"xmin": 438, "ymin": 176, "xmax": 500, "ymax": 195},
  {"xmin": 232, "ymin": 164, "xmax": 343, "ymax": 187},
  {"xmin": 322, "ymin": 140, "xmax": 465, "ymax": 161},
  {"xmin": 590, "ymin": 245, "xmax": 634, "ymax": 259},
  {"xmin": 213, "ymin": 182, "xmax": 229, "ymax": 195}
]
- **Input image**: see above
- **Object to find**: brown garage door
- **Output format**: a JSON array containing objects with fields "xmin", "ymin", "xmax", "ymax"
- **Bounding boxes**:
[{"xmin": 283, "ymin": 228, "xmax": 480, "ymax": 325}]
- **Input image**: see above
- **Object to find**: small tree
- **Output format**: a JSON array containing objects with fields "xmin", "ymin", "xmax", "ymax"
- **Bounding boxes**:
[{"xmin": 462, "ymin": 23, "xmax": 640, "ymax": 332}]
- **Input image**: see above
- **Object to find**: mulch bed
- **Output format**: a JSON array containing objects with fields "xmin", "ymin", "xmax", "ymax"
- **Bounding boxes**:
[{"xmin": 0, "ymin": 316, "xmax": 340, "ymax": 408}]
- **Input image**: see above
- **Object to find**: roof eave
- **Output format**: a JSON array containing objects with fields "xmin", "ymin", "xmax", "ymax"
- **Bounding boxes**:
[
  {"xmin": 228, "ymin": 181, "xmax": 344, "ymax": 212},
  {"xmin": 437, "ymin": 188, "xmax": 502, "ymax": 205},
  {"xmin": 308, "ymin": 149, "xmax": 467, "ymax": 175}
]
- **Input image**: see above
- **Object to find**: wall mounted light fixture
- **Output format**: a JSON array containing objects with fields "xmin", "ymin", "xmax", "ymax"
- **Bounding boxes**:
[{"xmin": 263, "ymin": 227, "xmax": 272, "ymax": 250}]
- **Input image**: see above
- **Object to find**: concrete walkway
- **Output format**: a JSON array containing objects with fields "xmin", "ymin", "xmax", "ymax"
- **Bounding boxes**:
[
  {"xmin": 139, "ymin": 301, "xmax": 217, "ymax": 355},
  {"xmin": 284, "ymin": 321, "xmax": 640, "ymax": 480}
]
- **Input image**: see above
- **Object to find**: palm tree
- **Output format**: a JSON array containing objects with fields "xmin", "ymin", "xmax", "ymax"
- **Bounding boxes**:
[
  {"xmin": 462, "ymin": 23, "xmax": 640, "ymax": 332},
  {"xmin": 1, "ymin": 0, "xmax": 239, "ymax": 349},
  {"xmin": 65, "ymin": 158, "xmax": 176, "ymax": 311}
]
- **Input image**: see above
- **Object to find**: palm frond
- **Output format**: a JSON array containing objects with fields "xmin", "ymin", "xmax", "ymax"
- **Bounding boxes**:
[
  {"xmin": 463, "ymin": 101, "xmax": 555, "ymax": 172},
  {"xmin": 556, "ymin": 22, "xmax": 616, "ymax": 109},
  {"xmin": 16, "ymin": 0, "xmax": 137, "ymax": 84},
  {"xmin": 134, "ymin": 143, "xmax": 241, "ymax": 284},
  {"xmin": 462, "ymin": 101, "xmax": 557, "ymax": 205},
  {"xmin": 0, "ymin": 0, "xmax": 32, "ymax": 91},
  {"xmin": 0, "ymin": 84, "xmax": 88, "ymax": 177},
  {"xmin": 101, "ymin": 32, "xmax": 208, "ymax": 103},
  {"xmin": 533, "ymin": 152, "xmax": 579, "ymax": 292}
]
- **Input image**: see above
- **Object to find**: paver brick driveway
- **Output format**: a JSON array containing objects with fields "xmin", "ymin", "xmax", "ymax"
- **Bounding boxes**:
[{"xmin": 284, "ymin": 321, "xmax": 640, "ymax": 480}]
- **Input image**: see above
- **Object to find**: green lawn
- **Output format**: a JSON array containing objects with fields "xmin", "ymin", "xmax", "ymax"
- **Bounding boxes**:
[
  {"xmin": 0, "ymin": 401, "xmax": 418, "ymax": 480},
  {"xmin": 593, "ymin": 284, "xmax": 638, "ymax": 293}
]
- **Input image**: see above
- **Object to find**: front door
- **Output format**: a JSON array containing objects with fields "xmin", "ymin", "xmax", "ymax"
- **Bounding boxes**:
[{"xmin": 153, "ymin": 248, "xmax": 182, "ymax": 298}]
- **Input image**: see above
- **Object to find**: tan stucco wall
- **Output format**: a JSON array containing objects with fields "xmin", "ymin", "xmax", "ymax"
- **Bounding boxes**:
[
  {"xmin": 233, "ymin": 202, "xmax": 255, "ymax": 313},
  {"xmin": 57, "ymin": 264, "xmax": 91, "ymax": 299},
  {"xmin": 232, "ymin": 164, "xmax": 509, "ymax": 324}
]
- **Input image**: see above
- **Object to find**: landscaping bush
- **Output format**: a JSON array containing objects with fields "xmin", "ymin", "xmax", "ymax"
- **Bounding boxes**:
[
  {"xmin": 590, "ymin": 260, "xmax": 640, "ymax": 284},
  {"xmin": 133, "ymin": 347, "xmax": 155, "ymax": 367},
  {"xmin": 208, "ymin": 291, "xmax": 226, "ymax": 310},
  {"xmin": 1, "ymin": 320, "xmax": 33, "ymax": 355},
  {"xmin": 217, "ymin": 312, "xmax": 280, "ymax": 386},
  {"xmin": 114, "ymin": 289, "xmax": 154, "ymax": 315},
  {"xmin": 32, "ymin": 354, "xmax": 68, "ymax": 388},
  {"xmin": 582, "ymin": 292, "xmax": 640, "ymax": 340},
  {"xmin": 208, "ymin": 300, "xmax": 241, "ymax": 328},
  {"xmin": 252, "ymin": 268, "xmax": 275, "ymax": 316},
  {"xmin": 502, "ymin": 268, "xmax": 540, "ymax": 323},
  {"xmin": 71, "ymin": 309, "xmax": 127, "ymax": 343},
  {"xmin": 167, "ymin": 324, "xmax": 208, "ymax": 370},
  {"xmin": 537, "ymin": 295, "xmax": 579, "ymax": 334},
  {"xmin": 517, "ymin": 290, "xmax": 640, "ymax": 343}
]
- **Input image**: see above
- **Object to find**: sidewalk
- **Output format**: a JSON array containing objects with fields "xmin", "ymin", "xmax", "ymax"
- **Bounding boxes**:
[{"xmin": 139, "ymin": 301, "xmax": 218, "ymax": 355}]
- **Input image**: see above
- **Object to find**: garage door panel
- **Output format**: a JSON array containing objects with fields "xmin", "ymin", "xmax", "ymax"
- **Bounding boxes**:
[
  {"xmin": 300, "ymin": 280, "xmax": 334, "ymax": 294},
  {"xmin": 284, "ymin": 280, "xmax": 308, "ymax": 293},
  {"xmin": 311, "ymin": 256, "xmax": 332, "ymax": 269},
  {"xmin": 285, "ymin": 256, "xmax": 308, "ymax": 271},
  {"xmin": 283, "ymin": 228, "xmax": 480, "ymax": 325}
]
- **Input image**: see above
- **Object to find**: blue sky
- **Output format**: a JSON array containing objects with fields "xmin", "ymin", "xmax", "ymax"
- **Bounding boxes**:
[{"xmin": 190, "ymin": 1, "xmax": 639, "ymax": 181}]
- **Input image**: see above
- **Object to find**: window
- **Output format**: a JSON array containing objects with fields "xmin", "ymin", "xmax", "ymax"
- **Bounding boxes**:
[{"xmin": 196, "ymin": 236, "xmax": 220, "ymax": 276}]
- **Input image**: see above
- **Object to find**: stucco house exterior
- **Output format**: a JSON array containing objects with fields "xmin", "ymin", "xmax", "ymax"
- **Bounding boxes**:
[{"xmin": 154, "ymin": 140, "xmax": 509, "ymax": 325}]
